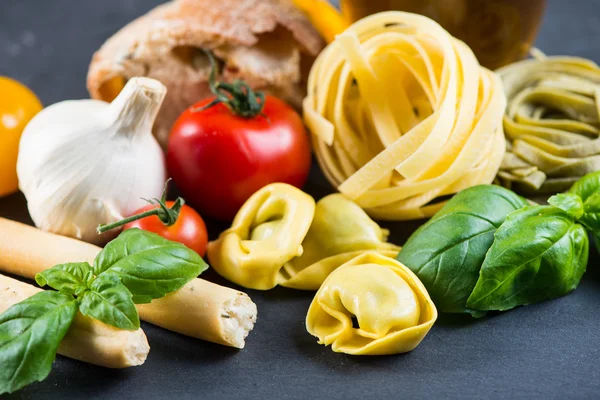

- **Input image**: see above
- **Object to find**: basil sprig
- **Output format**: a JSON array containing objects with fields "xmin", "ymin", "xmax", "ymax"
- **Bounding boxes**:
[
  {"xmin": 397, "ymin": 185, "xmax": 528, "ymax": 316},
  {"xmin": 36, "ymin": 262, "xmax": 95, "ymax": 296},
  {"xmin": 467, "ymin": 205, "xmax": 588, "ymax": 311},
  {"xmin": 95, "ymin": 229, "xmax": 206, "ymax": 303},
  {"xmin": 398, "ymin": 172, "xmax": 599, "ymax": 317},
  {"xmin": 0, "ymin": 228, "xmax": 207, "ymax": 394},
  {"xmin": 36, "ymin": 261, "xmax": 139, "ymax": 330},
  {"xmin": 79, "ymin": 274, "xmax": 140, "ymax": 331},
  {"xmin": 564, "ymin": 171, "xmax": 600, "ymax": 235}
]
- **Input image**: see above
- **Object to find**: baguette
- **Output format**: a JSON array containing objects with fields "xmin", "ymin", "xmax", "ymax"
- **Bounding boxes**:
[
  {"xmin": 0, "ymin": 274, "xmax": 149, "ymax": 368},
  {"xmin": 0, "ymin": 218, "xmax": 257, "ymax": 348},
  {"xmin": 87, "ymin": 0, "xmax": 324, "ymax": 147}
]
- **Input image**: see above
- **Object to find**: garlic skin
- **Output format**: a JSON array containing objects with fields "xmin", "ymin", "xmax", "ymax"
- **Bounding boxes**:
[{"xmin": 17, "ymin": 77, "xmax": 167, "ymax": 245}]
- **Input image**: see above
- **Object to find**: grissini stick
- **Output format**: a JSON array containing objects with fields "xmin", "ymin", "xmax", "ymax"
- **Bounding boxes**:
[
  {"xmin": 0, "ymin": 217, "xmax": 257, "ymax": 348},
  {"xmin": 137, "ymin": 279, "xmax": 257, "ymax": 347},
  {"xmin": 0, "ymin": 274, "xmax": 149, "ymax": 368}
]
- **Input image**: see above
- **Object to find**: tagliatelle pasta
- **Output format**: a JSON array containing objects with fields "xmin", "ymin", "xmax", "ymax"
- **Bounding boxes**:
[
  {"xmin": 303, "ymin": 11, "xmax": 506, "ymax": 220},
  {"xmin": 496, "ymin": 56, "xmax": 600, "ymax": 194}
]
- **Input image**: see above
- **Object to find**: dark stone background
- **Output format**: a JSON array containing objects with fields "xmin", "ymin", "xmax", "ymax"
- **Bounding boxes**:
[{"xmin": 1, "ymin": 0, "xmax": 600, "ymax": 399}]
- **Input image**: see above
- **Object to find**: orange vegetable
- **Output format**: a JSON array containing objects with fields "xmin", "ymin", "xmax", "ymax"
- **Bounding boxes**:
[
  {"xmin": 292, "ymin": 0, "xmax": 349, "ymax": 42},
  {"xmin": 0, "ymin": 77, "xmax": 42, "ymax": 197}
]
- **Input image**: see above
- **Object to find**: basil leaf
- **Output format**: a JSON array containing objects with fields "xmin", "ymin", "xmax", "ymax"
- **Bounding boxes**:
[
  {"xmin": 568, "ymin": 171, "xmax": 600, "ymax": 232},
  {"xmin": 397, "ymin": 185, "xmax": 528, "ymax": 315},
  {"xmin": 548, "ymin": 193, "xmax": 583, "ymax": 219},
  {"xmin": 35, "ymin": 262, "xmax": 94, "ymax": 295},
  {"xmin": 467, "ymin": 206, "xmax": 588, "ymax": 312},
  {"xmin": 0, "ymin": 291, "xmax": 77, "ymax": 394},
  {"xmin": 79, "ymin": 274, "xmax": 139, "ymax": 331},
  {"xmin": 568, "ymin": 170, "xmax": 600, "ymax": 202},
  {"xmin": 94, "ymin": 229, "xmax": 207, "ymax": 303},
  {"xmin": 575, "ymin": 192, "xmax": 600, "ymax": 233}
]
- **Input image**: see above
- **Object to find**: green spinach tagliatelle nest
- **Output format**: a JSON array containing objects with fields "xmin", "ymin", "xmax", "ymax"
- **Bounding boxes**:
[{"xmin": 496, "ymin": 55, "xmax": 600, "ymax": 194}]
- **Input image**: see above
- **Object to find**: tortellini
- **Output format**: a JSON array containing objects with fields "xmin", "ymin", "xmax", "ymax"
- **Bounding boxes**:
[
  {"xmin": 207, "ymin": 184, "xmax": 399, "ymax": 290},
  {"xmin": 206, "ymin": 183, "xmax": 315, "ymax": 290},
  {"xmin": 306, "ymin": 252, "xmax": 437, "ymax": 355}
]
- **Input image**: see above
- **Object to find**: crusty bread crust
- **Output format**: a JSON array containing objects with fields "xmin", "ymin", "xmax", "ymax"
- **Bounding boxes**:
[{"xmin": 87, "ymin": 0, "xmax": 324, "ymax": 146}]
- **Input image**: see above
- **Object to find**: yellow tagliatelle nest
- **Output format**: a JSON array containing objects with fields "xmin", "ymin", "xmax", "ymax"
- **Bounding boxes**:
[
  {"xmin": 306, "ymin": 252, "xmax": 437, "ymax": 355},
  {"xmin": 303, "ymin": 11, "xmax": 507, "ymax": 220}
]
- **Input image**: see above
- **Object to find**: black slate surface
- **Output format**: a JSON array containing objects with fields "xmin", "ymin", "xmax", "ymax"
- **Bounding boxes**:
[{"xmin": 1, "ymin": 0, "xmax": 600, "ymax": 399}]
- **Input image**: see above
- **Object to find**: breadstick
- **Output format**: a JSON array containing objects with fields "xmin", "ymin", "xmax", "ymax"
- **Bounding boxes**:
[
  {"xmin": 137, "ymin": 279, "xmax": 257, "ymax": 348},
  {"xmin": 0, "ymin": 218, "xmax": 257, "ymax": 348},
  {"xmin": 0, "ymin": 274, "xmax": 149, "ymax": 368}
]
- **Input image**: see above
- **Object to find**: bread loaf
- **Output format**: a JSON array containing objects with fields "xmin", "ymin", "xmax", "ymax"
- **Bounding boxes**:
[{"xmin": 87, "ymin": 0, "xmax": 324, "ymax": 146}]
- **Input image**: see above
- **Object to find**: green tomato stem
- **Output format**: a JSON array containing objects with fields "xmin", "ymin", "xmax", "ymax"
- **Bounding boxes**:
[
  {"xmin": 96, "ymin": 179, "xmax": 185, "ymax": 234},
  {"xmin": 191, "ymin": 49, "xmax": 266, "ymax": 118},
  {"xmin": 97, "ymin": 209, "xmax": 162, "ymax": 234}
]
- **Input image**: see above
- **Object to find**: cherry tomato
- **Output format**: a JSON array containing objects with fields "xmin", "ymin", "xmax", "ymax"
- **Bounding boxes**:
[
  {"xmin": 167, "ymin": 96, "xmax": 312, "ymax": 221},
  {"xmin": 124, "ymin": 201, "xmax": 208, "ymax": 257},
  {"xmin": 0, "ymin": 77, "xmax": 42, "ymax": 197}
]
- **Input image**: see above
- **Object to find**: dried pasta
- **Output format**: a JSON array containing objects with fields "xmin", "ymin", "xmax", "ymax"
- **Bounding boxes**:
[
  {"xmin": 304, "ymin": 11, "xmax": 506, "ymax": 220},
  {"xmin": 207, "ymin": 184, "xmax": 399, "ymax": 290},
  {"xmin": 306, "ymin": 251, "xmax": 437, "ymax": 355},
  {"xmin": 496, "ymin": 56, "xmax": 600, "ymax": 194}
]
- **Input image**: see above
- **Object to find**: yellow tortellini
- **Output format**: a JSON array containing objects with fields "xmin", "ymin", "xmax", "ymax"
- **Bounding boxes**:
[
  {"xmin": 206, "ymin": 183, "xmax": 315, "ymax": 290},
  {"xmin": 207, "ymin": 184, "xmax": 399, "ymax": 290},
  {"xmin": 306, "ymin": 252, "xmax": 437, "ymax": 355},
  {"xmin": 281, "ymin": 194, "xmax": 399, "ymax": 290}
]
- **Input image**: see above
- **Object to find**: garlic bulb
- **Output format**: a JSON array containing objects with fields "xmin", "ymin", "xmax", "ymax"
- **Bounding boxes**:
[{"xmin": 17, "ymin": 77, "xmax": 167, "ymax": 245}]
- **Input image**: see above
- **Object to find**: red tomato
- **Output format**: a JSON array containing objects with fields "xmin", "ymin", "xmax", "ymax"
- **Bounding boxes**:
[
  {"xmin": 167, "ymin": 96, "xmax": 312, "ymax": 221},
  {"xmin": 124, "ymin": 201, "xmax": 208, "ymax": 257}
]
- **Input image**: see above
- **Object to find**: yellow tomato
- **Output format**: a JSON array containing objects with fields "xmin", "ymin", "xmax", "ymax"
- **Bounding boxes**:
[{"xmin": 0, "ymin": 77, "xmax": 42, "ymax": 197}]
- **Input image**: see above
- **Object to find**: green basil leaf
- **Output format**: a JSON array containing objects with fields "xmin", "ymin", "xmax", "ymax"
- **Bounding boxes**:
[
  {"xmin": 467, "ymin": 205, "xmax": 588, "ymax": 312},
  {"xmin": 35, "ymin": 262, "xmax": 94, "ymax": 295},
  {"xmin": 79, "ymin": 274, "xmax": 139, "ymax": 331},
  {"xmin": 397, "ymin": 185, "xmax": 528, "ymax": 315},
  {"xmin": 568, "ymin": 170, "xmax": 600, "ymax": 202},
  {"xmin": 568, "ymin": 171, "xmax": 600, "ymax": 232},
  {"xmin": 576, "ymin": 192, "xmax": 600, "ymax": 233},
  {"xmin": 0, "ymin": 291, "xmax": 78, "ymax": 394},
  {"xmin": 548, "ymin": 193, "xmax": 584, "ymax": 219},
  {"xmin": 94, "ymin": 229, "xmax": 207, "ymax": 303}
]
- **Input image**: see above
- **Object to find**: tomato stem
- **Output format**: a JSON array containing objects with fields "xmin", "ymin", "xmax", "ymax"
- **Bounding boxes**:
[
  {"xmin": 191, "ymin": 50, "xmax": 266, "ymax": 118},
  {"xmin": 96, "ymin": 179, "xmax": 185, "ymax": 234}
]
